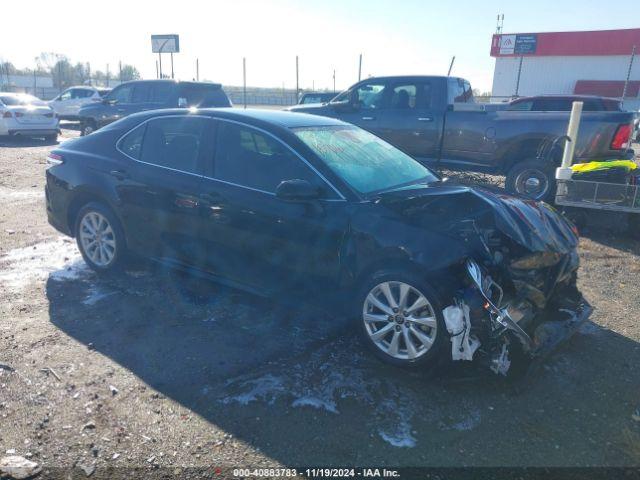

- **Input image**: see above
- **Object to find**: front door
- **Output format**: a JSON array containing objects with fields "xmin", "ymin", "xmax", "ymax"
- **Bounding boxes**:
[{"xmin": 197, "ymin": 120, "xmax": 348, "ymax": 292}]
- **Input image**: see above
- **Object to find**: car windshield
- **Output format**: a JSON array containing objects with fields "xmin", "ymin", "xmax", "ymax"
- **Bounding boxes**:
[
  {"xmin": 0, "ymin": 94, "xmax": 45, "ymax": 106},
  {"xmin": 293, "ymin": 125, "xmax": 438, "ymax": 195}
]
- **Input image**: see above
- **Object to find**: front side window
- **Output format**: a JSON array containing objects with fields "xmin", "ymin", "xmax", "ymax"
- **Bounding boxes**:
[
  {"xmin": 294, "ymin": 126, "xmax": 437, "ymax": 195},
  {"xmin": 131, "ymin": 84, "xmax": 150, "ymax": 104},
  {"xmin": 355, "ymin": 82, "xmax": 387, "ymax": 109},
  {"xmin": 214, "ymin": 123, "xmax": 323, "ymax": 193},
  {"xmin": 109, "ymin": 85, "xmax": 133, "ymax": 104},
  {"xmin": 149, "ymin": 83, "xmax": 174, "ymax": 103},
  {"xmin": 59, "ymin": 90, "xmax": 72, "ymax": 101},
  {"xmin": 138, "ymin": 117, "xmax": 209, "ymax": 174},
  {"xmin": 389, "ymin": 84, "xmax": 417, "ymax": 109}
]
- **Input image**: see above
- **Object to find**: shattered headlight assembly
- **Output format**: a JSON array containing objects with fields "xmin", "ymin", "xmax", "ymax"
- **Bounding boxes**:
[{"xmin": 510, "ymin": 252, "xmax": 562, "ymax": 270}]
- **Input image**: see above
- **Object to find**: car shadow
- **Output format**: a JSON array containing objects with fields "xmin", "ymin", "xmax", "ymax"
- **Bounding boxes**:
[{"xmin": 46, "ymin": 264, "xmax": 640, "ymax": 466}]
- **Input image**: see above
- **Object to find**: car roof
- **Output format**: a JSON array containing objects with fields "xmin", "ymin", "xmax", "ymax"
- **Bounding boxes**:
[
  {"xmin": 117, "ymin": 79, "xmax": 223, "ymax": 88},
  {"xmin": 133, "ymin": 107, "xmax": 348, "ymax": 129}
]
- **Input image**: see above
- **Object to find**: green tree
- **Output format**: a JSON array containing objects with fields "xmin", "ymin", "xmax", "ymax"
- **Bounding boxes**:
[{"xmin": 119, "ymin": 64, "xmax": 140, "ymax": 82}]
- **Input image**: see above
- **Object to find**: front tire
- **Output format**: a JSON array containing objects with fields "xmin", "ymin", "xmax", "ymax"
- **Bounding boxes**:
[
  {"xmin": 356, "ymin": 270, "xmax": 446, "ymax": 368},
  {"xmin": 75, "ymin": 202, "xmax": 126, "ymax": 273},
  {"xmin": 505, "ymin": 160, "xmax": 556, "ymax": 202},
  {"xmin": 80, "ymin": 120, "xmax": 96, "ymax": 137}
]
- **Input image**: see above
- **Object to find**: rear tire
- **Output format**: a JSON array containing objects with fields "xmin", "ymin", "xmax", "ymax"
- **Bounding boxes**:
[
  {"xmin": 75, "ymin": 202, "xmax": 126, "ymax": 274},
  {"xmin": 505, "ymin": 160, "xmax": 556, "ymax": 202},
  {"xmin": 356, "ymin": 270, "xmax": 446, "ymax": 368}
]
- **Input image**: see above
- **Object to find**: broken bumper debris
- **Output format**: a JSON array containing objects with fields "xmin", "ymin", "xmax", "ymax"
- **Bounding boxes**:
[{"xmin": 442, "ymin": 258, "xmax": 592, "ymax": 377}]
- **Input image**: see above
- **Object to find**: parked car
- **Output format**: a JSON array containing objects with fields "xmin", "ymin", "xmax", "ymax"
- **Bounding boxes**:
[
  {"xmin": 288, "ymin": 76, "xmax": 636, "ymax": 201},
  {"xmin": 48, "ymin": 86, "xmax": 111, "ymax": 120},
  {"xmin": 298, "ymin": 92, "xmax": 337, "ymax": 105},
  {"xmin": 0, "ymin": 92, "xmax": 59, "ymax": 141},
  {"xmin": 78, "ymin": 80, "xmax": 231, "ymax": 136},
  {"xmin": 507, "ymin": 94, "xmax": 623, "ymax": 112},
  {"xmin": 46, "ymin": 108, "xmax": 591, "ymax": 375}
]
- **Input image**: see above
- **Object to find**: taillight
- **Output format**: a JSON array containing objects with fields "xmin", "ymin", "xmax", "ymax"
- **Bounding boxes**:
[
  {"xmin": 2, "ymin": 111, "xmax": 12, "ymax": 118},
  {"xmin": 46, "ymin": 153, "xmax": 64, "ymax": 167},
  {"xmin": 611, "ymin": 123, "xmax": 632, "ymax": 150},
  {"xmin": 14, "ymin": 112, "xmax": 24, "ymax": 118}
]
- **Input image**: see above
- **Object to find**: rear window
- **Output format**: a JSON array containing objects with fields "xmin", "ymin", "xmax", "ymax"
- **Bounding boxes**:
[{"xmin": 0, "ymin": 94, "xmax": 44, "ymax": 106}]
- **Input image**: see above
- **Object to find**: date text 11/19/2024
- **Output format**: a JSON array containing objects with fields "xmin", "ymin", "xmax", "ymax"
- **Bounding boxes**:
[{"xmin": 232, "ymin": 468, "xmax": 401, "ymax": 478}]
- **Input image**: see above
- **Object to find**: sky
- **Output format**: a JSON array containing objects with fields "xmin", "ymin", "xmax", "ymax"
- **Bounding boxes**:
[{"xmin": 2, "ymin": 0, "xmax": 640, "ymax": 93}]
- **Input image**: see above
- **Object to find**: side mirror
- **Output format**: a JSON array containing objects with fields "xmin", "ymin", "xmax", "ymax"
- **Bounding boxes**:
[{"xmin": 275, "ymin": 179, "xmax": 322, "ymax": 202}]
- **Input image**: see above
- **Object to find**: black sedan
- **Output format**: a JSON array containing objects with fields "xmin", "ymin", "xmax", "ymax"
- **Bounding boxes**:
[{"xmin": 45, "ymin": 109, "xmax": 591, "ymax": 374}]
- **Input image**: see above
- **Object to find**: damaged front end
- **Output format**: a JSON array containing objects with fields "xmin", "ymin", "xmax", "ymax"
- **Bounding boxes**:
[{"xmin": 439, "ymin": 188, "xmax": 592, "ymax": 377}]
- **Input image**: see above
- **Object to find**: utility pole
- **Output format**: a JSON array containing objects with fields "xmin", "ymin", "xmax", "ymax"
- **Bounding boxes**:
[
  {"xmin": 333, "ymin": 69, "xmax": 336, "ymax": 93},
  {"xmin": 358, "ymin": 54, "xmax": 362, "ymax": 81},
  {"xmin": 447, "ymin": 56, "xmax": 456, "ymax": 76},
  {"xmin": 515, "ymin": 56, "xmax": 523, "ymax": 97},
  {"xmin": 621, "ymin": 45, "xmax": 636, "ymax": 108},
  {"xmin": 106, "ymin": 64, "xmax": 110, "ymax": 87},
  {"xmin": 196, "ymin": 58, "xmax": 199, "ymax": 81},
  {"xmin": 295, "ymin": 55, "xmax": 299, "ymax": 101},
  {"xmin": 243, "ymin": 57, "xmax": 247, "ymax": 109},
  {"xmin": 118, "ymin": 61, "xmax": 122, "ymax": 83}
]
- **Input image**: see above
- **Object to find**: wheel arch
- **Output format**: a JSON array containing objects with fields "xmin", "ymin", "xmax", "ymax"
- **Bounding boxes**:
[{"xmin": 66, "ymin": 190, "xmax": 123, "ymax": 239}]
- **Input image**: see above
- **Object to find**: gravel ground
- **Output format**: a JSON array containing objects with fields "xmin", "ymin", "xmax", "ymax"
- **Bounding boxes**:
[{"xmin": 0, "ymin": 128, "xmax": 639, "ymax": 478}]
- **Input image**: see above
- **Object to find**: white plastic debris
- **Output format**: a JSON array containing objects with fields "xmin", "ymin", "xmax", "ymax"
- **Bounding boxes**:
[
  {"xmin": 443, "ymin": 303, "xmax": 480, "ymax": 361},
  {"xmin": 490, "ymin": 343, "xmax": 511, "ymax": 376}
]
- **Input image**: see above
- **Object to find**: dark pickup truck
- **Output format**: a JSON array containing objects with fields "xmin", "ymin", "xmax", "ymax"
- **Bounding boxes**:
[{"xmin": 288, "ymin": 76, "xmax": 636, "ymax": 200}]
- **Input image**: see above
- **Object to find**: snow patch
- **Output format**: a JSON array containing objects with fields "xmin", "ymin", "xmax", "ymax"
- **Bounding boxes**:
[
  {"xmin": 82, "ymin": 285, "xmax": 117, "ymax": 306},
  {"xmin": 378, "ymin": 426, "xmax": 416, "ymax": 448},
  {"xmin": 0, "ymin": 237, "xmax": 88, "ymax": 290},
  {"xmin": 221, "ymin": 374, "xmax": 285, "ymax": 406},
  {"xmin": 0, "ymin": 187, "xmax": 44, "ymax": 203}
]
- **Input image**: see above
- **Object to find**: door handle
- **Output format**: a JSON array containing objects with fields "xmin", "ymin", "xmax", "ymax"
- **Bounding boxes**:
[
  {"xmin": 417, "ymin": 117, "xmax": 434, "ymax": 122},
  {"xmin": 361, "ymin": 116, "xmax": 376, "ymax": 121},
  {"xmin": 109, "ymin": 169, "xmax": 130, "ymax": 181}
]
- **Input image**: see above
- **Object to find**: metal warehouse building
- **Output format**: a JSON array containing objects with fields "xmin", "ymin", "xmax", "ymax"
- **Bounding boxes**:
[{"xmin": 490, "ymin": 28, "xmax": 640, "ymax": 111}]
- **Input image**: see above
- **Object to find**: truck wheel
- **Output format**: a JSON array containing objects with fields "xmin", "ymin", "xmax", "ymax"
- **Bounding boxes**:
[
  {"xmin": 356, "ymin": 270, "xmax": 446, "ymax": 368},
  {"xmin": 81, "ymin": 120, "xmax": 96, "ymax": 137},
  {"xmin": 505, "ymin": 160, "xmax": 556, "ymax": 202}
]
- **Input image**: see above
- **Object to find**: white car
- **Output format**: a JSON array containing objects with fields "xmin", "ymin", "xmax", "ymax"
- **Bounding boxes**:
[
  {"xmin": 0, "ymin": 93, "xmax": 60, "ymax": 141},
  {"xmin": 48, "ymin": 86, "xmax": 110, "ymax": 120}
]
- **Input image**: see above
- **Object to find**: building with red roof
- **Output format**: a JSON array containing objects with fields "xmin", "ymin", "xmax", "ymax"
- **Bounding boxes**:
[{"xmin": 490, "ymin": 28, "xmax": 640, "ymax": 110}]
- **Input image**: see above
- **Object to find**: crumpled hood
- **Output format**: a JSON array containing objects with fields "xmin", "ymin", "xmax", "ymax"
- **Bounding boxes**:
[{"xmin": 376, "ymin": 183, "xmax": 578, "ymax": 255}]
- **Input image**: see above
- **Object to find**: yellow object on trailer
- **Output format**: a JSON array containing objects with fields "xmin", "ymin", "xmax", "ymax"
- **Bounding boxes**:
[{"xmin": 570, "ymin": 160, "xmax": 637, "ymax": 173}]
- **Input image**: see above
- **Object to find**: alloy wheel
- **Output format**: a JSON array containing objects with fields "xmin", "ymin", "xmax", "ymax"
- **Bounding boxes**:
[
  {"xmin": 363, "ymin": 281, "xmax": 437, "ymax": 360},
  {"xmin": 79, "ymin": 211, "xmax": 117, "ymax": 267},
  {"xmin": 514, "ymin": 168, "xmax": 549, "ymax": 200}
]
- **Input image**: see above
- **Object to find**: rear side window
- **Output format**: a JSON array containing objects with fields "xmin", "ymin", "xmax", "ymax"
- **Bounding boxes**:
[
  {"xmin": 118, "ymin": 124, "xmax": 145, "ymax": 160},
  {"xmin": 120, "ymin": 117, "xmax": 210, "ymax": 174},
  {"xmin": 214, "ymin": 122, "xmax": 323, "ymax": 193}
]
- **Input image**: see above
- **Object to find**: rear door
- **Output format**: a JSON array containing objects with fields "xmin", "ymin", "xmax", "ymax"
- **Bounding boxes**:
[
  {"xmin": 116, "ymin": 115, "xmax": 214, "ymax": 264},
  {"xmin": 375, "ymin": 79, "xmax": 441, "ymax": 160}
]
